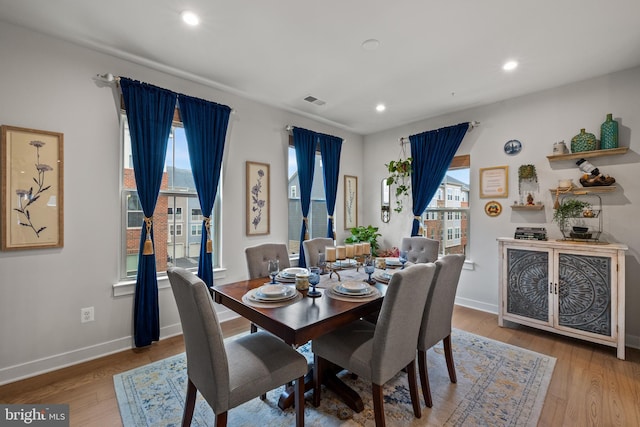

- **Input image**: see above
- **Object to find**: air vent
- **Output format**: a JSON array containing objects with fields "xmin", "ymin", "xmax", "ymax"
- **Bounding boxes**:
[{"xmin": 303, "ymin": 95, "xmax": 326, "ymax": 106}]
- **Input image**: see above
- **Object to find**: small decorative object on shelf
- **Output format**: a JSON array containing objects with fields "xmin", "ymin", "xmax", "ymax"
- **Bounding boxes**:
[
  {"xmin": 571, "ymin": 128, "xmax": 597, "ymax": 153},
  {"xmin": 552, "ymin": 141, "xmax": 568, "ymax": 155},
  {"xmin": 600, "ymin": 113, "xmax": 619, "ymax": 150},
  {"xmin": 576, "ymin": 158, "xmax": 616, "ymax": 187}
]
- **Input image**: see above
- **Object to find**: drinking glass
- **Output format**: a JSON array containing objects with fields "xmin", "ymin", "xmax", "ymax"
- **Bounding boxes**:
[
  {"xmin": 364, "ymin": 256, "xmax": 375, "ymax": 283},
  {"xmin": 317, "ymin": 253, "xmax": 327, "ymax": 274},
  {"xmin": 267, "ymin": 259, "xmax": 280, "ymax": 284},
  {"xmin": 399, "ymin": 250, "xmax": 408, "ymax": 269},
  {"xmin": 307, "ymin": 267, "xmax": 322, "ymax": 297}
]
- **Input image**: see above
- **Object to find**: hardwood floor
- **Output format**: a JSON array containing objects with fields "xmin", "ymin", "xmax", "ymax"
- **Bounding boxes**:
[{"xmin": 1, "ymin": 307, "xmax": 638, "ymax": 426}]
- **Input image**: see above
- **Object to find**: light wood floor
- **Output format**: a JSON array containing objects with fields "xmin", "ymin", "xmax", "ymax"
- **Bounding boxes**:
[{"xmin": 1, "ymin": 307, "xmax": 638, "ymax": 426}]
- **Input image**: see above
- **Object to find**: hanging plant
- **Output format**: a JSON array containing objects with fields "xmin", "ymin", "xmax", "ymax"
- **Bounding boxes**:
[
  {"xmin": 518, "ymin": 164, "xmax": 538, "ymax": 194},
  {"xmin": 385, "ymin": 157, "xmax": 412, "ymax": 213}
]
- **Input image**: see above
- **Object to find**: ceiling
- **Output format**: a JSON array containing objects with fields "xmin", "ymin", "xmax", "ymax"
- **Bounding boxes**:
[{"xmin": 1, "ymin": 0, "xmax": 640, "ymax": 135}]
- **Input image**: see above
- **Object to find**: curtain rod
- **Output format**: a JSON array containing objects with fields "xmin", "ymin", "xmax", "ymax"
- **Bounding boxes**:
[
  {"xmin": 399, "ymin": 120, "xmax": 480, "ymax": 144},
  {"xmin": 95, "ymin": 73, "xmax": 235, "ymax": 113}
]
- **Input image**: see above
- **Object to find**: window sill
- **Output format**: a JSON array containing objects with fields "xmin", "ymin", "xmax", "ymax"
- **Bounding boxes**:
[{"xmin": 113, "ymin": 267, "xmax": 227, "ymax": 297}]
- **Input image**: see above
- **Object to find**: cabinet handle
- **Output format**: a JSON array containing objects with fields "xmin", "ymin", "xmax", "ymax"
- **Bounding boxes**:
[
  {"xmin": 554, "ymin": 283, "xmax": 558, "ymax": 294},
  {"xmin": 549, "ymin": 282, "xmax": 553, "ymax": 293}
]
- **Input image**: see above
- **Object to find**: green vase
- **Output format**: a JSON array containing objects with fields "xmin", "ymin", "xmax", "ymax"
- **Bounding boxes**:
[
  {"xmin": 571, "ymin": 128, "xmax": 597, "ymax": 153},
  {"xmin": 600, "ymin": 113, "xmax": 618, "ymax": 149}
]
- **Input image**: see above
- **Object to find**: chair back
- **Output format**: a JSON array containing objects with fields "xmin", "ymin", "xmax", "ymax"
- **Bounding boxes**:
[
  {"xmin": 167, "ymin": 267, "xmax": 230, "ymax": 410},
  {"xmin": 372, "ymin": 263, "xmax": 437, "ymax": 384},
  {"xmin": 244, "ymin": 243, "xmax": 291, "ymax": 279},
  {"xmin": 418, "ymin": 254, "xmax": 465, "ymax": 350},
  {"xmin": 302, "ymin": 237, "xmax": 334, "ymax": 267},
  {"xmin": 401, "ymin": 236, "xmax": 439, "ymax": 264}
]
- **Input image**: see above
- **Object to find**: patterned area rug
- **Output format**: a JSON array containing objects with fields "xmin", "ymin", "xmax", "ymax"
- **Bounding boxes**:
[{"xmin": 114, "ymin": 329, "xmax": 555, "ymax": 426}]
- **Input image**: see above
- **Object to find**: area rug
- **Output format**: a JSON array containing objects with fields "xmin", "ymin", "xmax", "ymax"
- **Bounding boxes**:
[{"xmin": 114, "ymin": 329, "xmax": 555, "ymax": 426}]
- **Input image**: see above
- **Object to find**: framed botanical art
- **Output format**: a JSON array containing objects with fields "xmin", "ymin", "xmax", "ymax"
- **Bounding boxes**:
[
  {"xmin": 479, "ymin": 165, "xmax": 508, "ymax": 198},
  {"xmin": 246, "ymin": 161, "xmax": 270, "ymax": 235},
  {"xmin": 344, "ymin": 175, "xmax": 358, "ymax": 230},
  {"xmin": 1, "ymin": 125, "xmax": 64, "ymax": 250}
]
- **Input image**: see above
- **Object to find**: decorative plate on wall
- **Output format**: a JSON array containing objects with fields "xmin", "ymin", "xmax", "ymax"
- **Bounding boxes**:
[
  {"xmin": 484, "ymin": 200, "xmax": 502, "ymax": 217},
  {"xmin": 504, "ymin": 139, "xmax": 522, "ymax": 155}
]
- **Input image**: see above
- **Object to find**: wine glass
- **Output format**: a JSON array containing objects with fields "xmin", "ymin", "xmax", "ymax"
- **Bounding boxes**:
[
  {"xmin": 364, "ymin": 256, "xmax": 375, "ymax": 284},
  {"xmin": 317, "ymin": 253, "xmax": 326, "ymax": 275},
  {"xmin": 267, "ymin": 259, "xmax": 280, "ymax": 284},
  {"xmin": 307, "ymin": 267, "xmax": 322, "ymax": 297},
  {"xmin": 399, "ymin": 250, "xmax": 408, "ymax": 269}
]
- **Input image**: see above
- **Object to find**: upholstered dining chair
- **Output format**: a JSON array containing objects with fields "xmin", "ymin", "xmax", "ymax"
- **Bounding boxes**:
[
  {"xmin": 244, "ymin": 243, "xmax": 291, "ymax": 279},
  {"xmin": 417, "ymin": 253, "xmax": 465, "ymax": 408},
  {"xmin": 401, "ymin": 236, "xmax": 439, "ymax": 264},
  {"xmin": 302, "ymin": 237, "xmax": 334, "ymax": 267},
  {"xmin": 312, "ymin": 263, "xmax": 437, "ymax": 427},
  {"xmin": 167, "ymin": 267, "xmax": 307, "ymax": 427}
]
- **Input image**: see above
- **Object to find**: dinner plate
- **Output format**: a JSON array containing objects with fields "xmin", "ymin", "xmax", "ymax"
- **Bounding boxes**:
[
  {"xmin": 252, "ymin": 287, "xmax": 297, "ymax": 302},
  {"xmin": 281, "ymin": 267, "xmax": 309, "ymax": 277},
  {"xmin": 385, "ymin": 257, "xmax": 401, "ymax": 266},
  {"xmin": 374, "ymin": 272, "xmax": 394, "ymax": 283},
  {"xmin": 337, "ymin": 281, "xmax": 370, "ymax": 294},
  {"xmin": 332, "ymin": 283, "xmax": 374, "ymax": 297},
  {"xmin": 275, "ymin": 273, "xmax": 296, "ymax": 283}
]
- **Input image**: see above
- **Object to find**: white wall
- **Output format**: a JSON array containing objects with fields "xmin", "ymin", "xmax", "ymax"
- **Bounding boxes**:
[
  {"xmin": 0, "ymin": 22, "xmax": 364, "ymax": 384},
  {"xmin": 363, "ymin": 66, "xmax": 640, "ymax": 346}
]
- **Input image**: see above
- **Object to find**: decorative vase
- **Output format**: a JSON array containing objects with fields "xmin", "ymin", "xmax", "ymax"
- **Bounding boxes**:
[
  {"xmin": 570, "ymin": 128, "xmax": 597, "ymax": 153},
  {"xmin": 600, "ymin": 113, "xmax": 618, "ymax": 149}
]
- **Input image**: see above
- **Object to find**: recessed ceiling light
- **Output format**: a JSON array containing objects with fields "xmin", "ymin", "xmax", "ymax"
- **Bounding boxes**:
[
  {"xmin": 376, "ymin": 104, "xmax": 386, "ymax": 112},
  {"xmin": 362, "ymin": 39, "xmax": 380, "ymax": 51},
  {"xmin": 503, "ymin": 60, "xmax": 518, "ymax": 71},
  {"xmin": 181, "ymin": 11, "xmax": 200, "ymax": 26}
]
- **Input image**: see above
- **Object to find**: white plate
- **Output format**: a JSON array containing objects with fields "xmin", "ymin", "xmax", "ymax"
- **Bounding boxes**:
[
  {"xmin": 281, "ymin": 267, "xmax": 309, "ymax": 277},
  {"xmin": 385, "ymin": 257, "xmax": 401, "ymax": 266},
  {"xmin": 331, "ymin": 284, "xmax": 375, "ymax": 298},
  {"xmin": 258, "ymin": 284, "xmax": 288, "ymax": 297},
  {"xmin": 338, "ymin": 281, "xmax": 370, "ymax": 293},
  {"xmin": 253, "ymin": 286, "xmax": 296, "ymax": 301},
  {"xmin": 274, "ymin": 274, "xmax": 296, "ymax": 283}
]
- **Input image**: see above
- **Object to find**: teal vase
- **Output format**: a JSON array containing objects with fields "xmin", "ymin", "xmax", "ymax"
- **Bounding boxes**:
[
  {"xmin": 600, "ymin": 113, "xmax": 618, "ymax": 149},
  {"xmin": 571, "ymin": 128, "xmax": 597, "ymax": 153}
]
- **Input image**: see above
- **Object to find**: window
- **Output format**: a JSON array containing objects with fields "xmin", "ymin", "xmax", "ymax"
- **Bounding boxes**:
[
  {"xmin": 421, "ymin": 155, "xmax": 470, "ymax": 258},
  {"xmin": 287, "ymin": 145, "xmax": 327, "ymax": 255},
  {"xmin": 121, "ymin": 117, "xmax": 221, "ymax": 279}
]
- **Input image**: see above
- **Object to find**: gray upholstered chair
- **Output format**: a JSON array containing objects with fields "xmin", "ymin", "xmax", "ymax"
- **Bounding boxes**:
[
  {"xmin": 401, "ymin": 236, "xmax": 439, "ymax": 264},
  {"xmin": 312, "ymin": 263, "xmax": 437, "ymax": 427},
  {"xmin": 167, "ymin": 267, "xmax": 307, "ymax": 427},
  {"xmin": 302, "ymin": 237, "xmax": 333, "ymax": 267},
  {"xmin": 244, "ymin": 243, "xmax": 290, "ymax": 279},
  {"xmin": 417, "ymin": 254, "xmax": 465, "ymax": 408}
]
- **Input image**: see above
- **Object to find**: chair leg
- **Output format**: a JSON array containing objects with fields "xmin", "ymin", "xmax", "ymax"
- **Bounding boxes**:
[
  {"xmin": 251, "ymin": 323, "xmax": 258, "ymax": 333},
  {"xmin": 372, "ymin": 383, "xmax": 386, "ymax": 427},
  {"xmin": 294, "ymin": 375, "xmax": 305, "ymax": 427},
  {"xmin": 215, "ymin": 411, "xmax": 227, "ymax": 427},
  {"xmin": 406, "ymin": 360, "xmax": 421, "ymax": 419},
  {"xmin": 417, "ymin": 349, "xmax": 433, "ymax": 408},
  {"xmin": 182, "ymin": 378, "xmax": 197, "ymax": 427},
  {"xmin": 443, "ymin": 335, "xmax": 457, "ymax": 383},
  {"xmin": 312, "ymin": 355, "xmax": 323, "ymax": 407}
]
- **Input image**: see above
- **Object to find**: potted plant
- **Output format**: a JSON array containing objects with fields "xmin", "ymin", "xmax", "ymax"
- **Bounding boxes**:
[
  {"xmin": 552, "ymin": 198, "xmax": 591, "ymax": 232},
  {"xmin": 345, "ymin": 225, "xmax": 382, "ymax": 256},
  {"xmin": 385, "ymin": 157, "xmax": 412, "ymax": 213}
]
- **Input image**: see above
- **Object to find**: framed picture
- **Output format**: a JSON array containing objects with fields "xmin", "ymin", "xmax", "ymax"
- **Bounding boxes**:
[
  {"xmin": 480, "ymin": 166, "xmax": 508, "ymax": 198},
  {"xmin": 344, "ymin": 175, "xmax": 358, "ymax": 229},
  {"xmin": 246, "ymin": 161, "xmax": 270, "ymax": 235},
  {"xmin": 1, "ymin": 125, "xmax": 64, "ymax": 250}
]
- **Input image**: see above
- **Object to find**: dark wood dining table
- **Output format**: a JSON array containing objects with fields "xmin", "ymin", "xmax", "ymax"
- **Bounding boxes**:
[{"xmin": 211, "ymin": 270, "xmax": 387, "ymax": 411}]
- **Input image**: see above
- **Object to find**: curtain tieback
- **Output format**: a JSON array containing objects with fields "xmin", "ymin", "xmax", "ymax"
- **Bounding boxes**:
[
  {"xmin": 303, "ymin": 216, "xmax": 309, "ymax": 240},
  {"xmin": 143, "ymin": 216, "xmax": 154, "ymax": 255},
  {"xmin": 413, "ymin": 216, "xmax": 424, "ymax": 236},
  {"xmin": 204, "ymin": 217, "xmax": 212, "ymax": 253}
]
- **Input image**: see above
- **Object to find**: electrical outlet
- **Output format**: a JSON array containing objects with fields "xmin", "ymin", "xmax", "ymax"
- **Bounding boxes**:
[{"xmin": 81, "ymin": 307, "xmax": 94, "ymax": 323}]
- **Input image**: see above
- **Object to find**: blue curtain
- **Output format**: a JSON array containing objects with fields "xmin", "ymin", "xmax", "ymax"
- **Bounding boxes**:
[
  {"xmin": 120, "ymin": 78, "xmax": 177, "ymax": 347},
  {"xmin": 293, "ymin": 128, "xmax": 317, "ymax": 268},
  {"xmin": 179, "ymin": 94, "xmax": 231, "ymax": 289},
  {"xmin": 410, "ymin": 122, "xmax": 469, "ymax": 236},
  {"xmin": 318, "ymin": 134, "xmax": 342, "ymax": 240}
]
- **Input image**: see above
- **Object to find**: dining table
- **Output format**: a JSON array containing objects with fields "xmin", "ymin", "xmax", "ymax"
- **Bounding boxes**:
[{"xmin": 211, "ymin": 265, "xmax": 396, "ymax": 411}]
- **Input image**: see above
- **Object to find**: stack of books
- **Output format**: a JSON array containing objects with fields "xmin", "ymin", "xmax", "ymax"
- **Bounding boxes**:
[{"xmin": 514, "ymin": 227, "xmax": 547, "ymax": 240}]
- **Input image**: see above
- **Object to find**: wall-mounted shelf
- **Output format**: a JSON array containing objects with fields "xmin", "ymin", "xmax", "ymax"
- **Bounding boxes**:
[
  {"xmin": 547, "ymin": 147, "xmax": 628, "ymax": 162},
  {"xmin": 511, "ymin": 204, "xmax": 544, "ymax": 210},
  {"xmin": 549, "ymin": 186, "xmax": 617, "ymax": 195}
]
